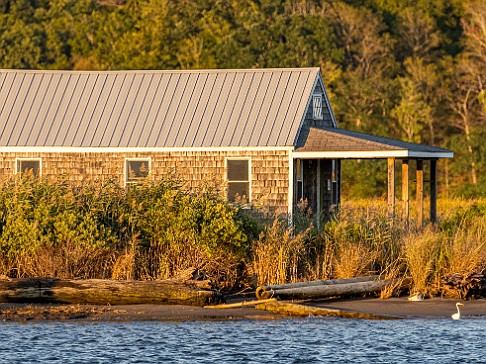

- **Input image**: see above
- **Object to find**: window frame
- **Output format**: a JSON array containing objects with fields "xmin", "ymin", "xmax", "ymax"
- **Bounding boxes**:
[
  {"xmin": 225, "ymin": 157, "xmax": 251, "ymax": 203},
  {"xmin": 15, "ymin": 158, "xmax": 42, "ymax": 177},
  {"xmin": 313, "ymin": 94, "xmax": 323, "ymax": 120},
  {"xmin": 124, "ymin": 158, "xmax": 151, "ymax": 186}
]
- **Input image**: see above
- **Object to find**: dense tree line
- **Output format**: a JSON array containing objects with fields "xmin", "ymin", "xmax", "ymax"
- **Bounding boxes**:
[{"xmin": 1, "ymin": 0, "xmax": 485, "ymax": 197}]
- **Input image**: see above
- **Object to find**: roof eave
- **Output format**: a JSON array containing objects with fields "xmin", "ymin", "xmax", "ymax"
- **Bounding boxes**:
[
  {"xmin": 291, "ymin": 150, "xmax": 454, "ymax": 159},
  {"xmin": 409, "ymin": 150, "xmax": 454, "ymax": 159},
  {"xmin": 0, "ymin": 146, "xmax": 295, "ymax": 153}
]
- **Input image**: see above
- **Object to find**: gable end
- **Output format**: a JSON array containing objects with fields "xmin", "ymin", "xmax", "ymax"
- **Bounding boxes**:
[{"xmin": 293, "ymin": 71, "xmax": 338, "ymax": 147}]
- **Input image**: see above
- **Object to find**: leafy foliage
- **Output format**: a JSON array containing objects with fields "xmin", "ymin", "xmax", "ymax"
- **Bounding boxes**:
[{"xmin": 0, "ymin": 175, "xmax": 252, "ymax": 287}]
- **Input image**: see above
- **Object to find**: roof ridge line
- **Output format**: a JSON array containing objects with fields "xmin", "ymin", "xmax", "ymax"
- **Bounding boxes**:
[{"xmin": 0, "ymin": 67, "xmax": 321, "ymax": 75}]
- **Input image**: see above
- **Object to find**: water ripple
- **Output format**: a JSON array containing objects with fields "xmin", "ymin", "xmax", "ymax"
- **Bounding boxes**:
[{"xmin": 1, "ymin": 318, "xmax": 486, "ymax": 363}]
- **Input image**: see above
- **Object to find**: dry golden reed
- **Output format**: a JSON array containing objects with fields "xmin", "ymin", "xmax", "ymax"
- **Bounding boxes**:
[
  {"xmin": 440, "ymin": 216, "xmax": 486, "ymax": 276},
  {"xmin": 403, "ymin": 226, "xmax": 441, "ymax": 295},
  {"xmin": 333, "ymin": 241, "xmax": 377, "ymax": 279},
  {"xmin": 379, "ymin": 258, "xmax": 407, "ymax": 299},
  {"xmin": 252, "ymin": 219, "xmax": 310, "ymax": 286},
  {"xmin": 252, "ymin": 199, "xmax": 486, "ymax": 299}
]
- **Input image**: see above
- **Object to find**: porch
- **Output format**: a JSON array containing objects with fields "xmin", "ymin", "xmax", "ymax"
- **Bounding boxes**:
[{"xmin": 292, "ymin": 127, "xmax": 454, "ymax": 227}]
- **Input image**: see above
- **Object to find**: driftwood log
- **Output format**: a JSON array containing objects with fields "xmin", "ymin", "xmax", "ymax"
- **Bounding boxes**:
[
  {"xmin": 256, "ymin": 276, "xmax": 379, "ymax": 299},
  {"xmin": 256, "ymin": 276, "xmax": 407, "ymax": 300},
  {"xmin": 0, "ymin": 278, "xmax": 222, "ymax": 306}
]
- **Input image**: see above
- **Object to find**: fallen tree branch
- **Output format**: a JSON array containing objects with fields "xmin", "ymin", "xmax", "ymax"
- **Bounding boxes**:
[{"xmin": 257, "ymin": 276, "xmax": 410, "ymax": 300}]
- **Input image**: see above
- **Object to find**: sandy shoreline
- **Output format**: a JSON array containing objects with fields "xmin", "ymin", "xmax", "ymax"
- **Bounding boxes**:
[
  {"xmin": 2, "ymin": 296, "xmax": 485, "ymax": 322},
  {"xmin": 0, "ymin": 302, "xmax": 283, "ymax": 322},
  {"xmin": 313, "ymin": 297, "xmax": 486, "ymax": 319}
]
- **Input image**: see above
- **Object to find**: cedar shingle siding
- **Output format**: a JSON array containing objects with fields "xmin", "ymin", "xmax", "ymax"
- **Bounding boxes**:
[{"xmin": 0, "ymin": 150, "xmax": 290, "ymax": 215}]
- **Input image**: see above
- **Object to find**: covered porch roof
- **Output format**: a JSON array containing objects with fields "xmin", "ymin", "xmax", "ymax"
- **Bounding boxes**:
[
  {"xmin": 293, "ymin": 127, "xmax": 453, "ymax": 159},
  {"xmin": 292, "ymin": 127, "xmax": 454, "ymax": 227}
]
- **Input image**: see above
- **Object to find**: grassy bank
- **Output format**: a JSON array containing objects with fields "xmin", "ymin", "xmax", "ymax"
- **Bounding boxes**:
[
  {"xmin": 1, "ymin": 176, "xmax": 485, "ymax": 298},
  {"xmin": 253, "ymin": 198, "xmax": 486, "ymax": 299}
]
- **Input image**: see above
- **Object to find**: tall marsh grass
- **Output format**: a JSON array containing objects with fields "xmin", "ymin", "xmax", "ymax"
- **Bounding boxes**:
[
  {"xmin": 403, "ymin": 226, "xmax": 441, "ymax": 295},
  {"xmin": 252, "ymin": 198, "xmax": 486, "ymax": 298},
  {"xmin": 252, "ymin": 220, "xmax": 310, "ymax": 286},
  {"xmin": 438, "ymin": 215, "xmax": 486, "ymax": 278},
  {"xmin": 1, "ymin": 174, "xmax": 485, "ymax": 298}
]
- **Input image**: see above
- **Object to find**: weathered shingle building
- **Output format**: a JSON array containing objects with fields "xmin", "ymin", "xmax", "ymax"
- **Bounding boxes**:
[{"xmin": 0, "ymin": 68, "xmax": 452, "ymax": 223}]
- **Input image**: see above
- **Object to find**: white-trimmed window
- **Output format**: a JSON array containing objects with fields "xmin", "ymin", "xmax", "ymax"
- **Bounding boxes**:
[
  {"xmin": 226, "ymin": 158, "xmax": 251, "ymax": 203},
  {"xmin": 125, "ymin": 158, "xmax": 151, "ymax": 184},
  {"xmin": 16, "ymin": 158, "xmax": 41, "ymax": 177},
  {"xmin": 313, "ymin": 94, "xmax": 323, "ymax": 120}
]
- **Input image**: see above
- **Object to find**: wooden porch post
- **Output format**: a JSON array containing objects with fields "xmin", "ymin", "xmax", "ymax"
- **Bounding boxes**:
[
  {"xmin": 430, "ymin": 159, "xmax": 437, "ymax": 224},
  {"xmin": 387, "ymin": 158, "xmax": 395, "ymax": 219},
  {"xmin": 402, "ymin": 159, "xmax": 409, "ymax": 220},
  {"xmin": 416, "ymin": 159, "xmax": 424, "ymax": 228}
]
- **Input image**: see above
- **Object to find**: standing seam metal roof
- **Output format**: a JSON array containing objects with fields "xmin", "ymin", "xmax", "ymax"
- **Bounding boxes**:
[{"xmin": 0, "ymin": 68, "xmax": 320, "ymax": 148}]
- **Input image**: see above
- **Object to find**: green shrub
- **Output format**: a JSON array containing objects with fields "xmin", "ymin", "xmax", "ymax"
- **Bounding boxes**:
[
  {"xmin": 129, "ymin": 180, "xmax": 249, "ymax": 286},
  {"xmin": 0, "ymin": 175, "xmax": 250, "ymax": 287},
  {"xmin": 0, "ymin": 176, "xmax": 119, "ymax": 278}
]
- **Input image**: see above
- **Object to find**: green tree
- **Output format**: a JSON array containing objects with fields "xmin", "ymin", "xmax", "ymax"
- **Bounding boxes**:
[
  {"xmin": 0, "ymin": 0, "xmax": 44, "ymax": 68},
  {"xmin": 395, "ymin": 7, "xmax": 441, "ymax": 61},
  {"xmin": 325, "ymin": 2, "xmax": 394, "ymax": 78},
  {"xmin": 445, "ymin": 0, "xmax": 486, "ymax": 187},
  {"xmin": 391, "ymin": 76, "xmax": 431, "ymax": 143}
]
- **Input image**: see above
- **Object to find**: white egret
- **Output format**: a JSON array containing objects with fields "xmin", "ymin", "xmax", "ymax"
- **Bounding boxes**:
[{"xmin": 451, "ymin": 302, "xmax": 464, "ymax": 320}]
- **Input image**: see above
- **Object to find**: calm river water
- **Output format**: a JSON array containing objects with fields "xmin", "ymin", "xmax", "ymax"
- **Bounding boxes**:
[{"xmin": 1, "ymin": 318, "xmax": 485, "ymax": 363}]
